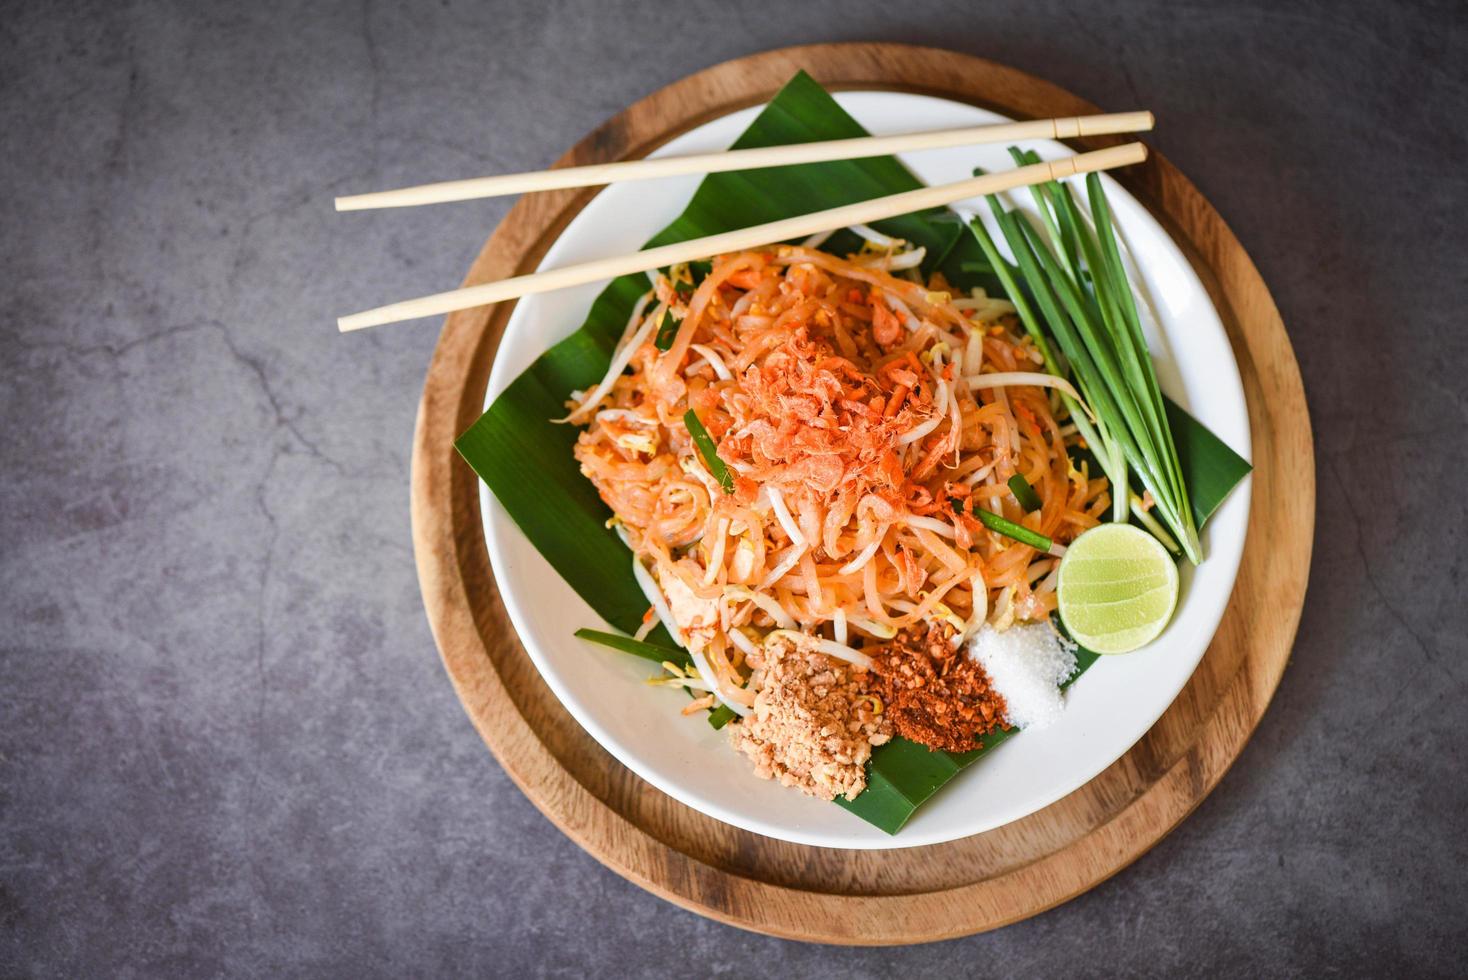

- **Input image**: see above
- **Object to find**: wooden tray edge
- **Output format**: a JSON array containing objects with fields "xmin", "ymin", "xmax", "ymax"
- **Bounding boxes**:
[{"xmin": 409, "ymin": 42, "xmax": 1315, "ymax": 944}]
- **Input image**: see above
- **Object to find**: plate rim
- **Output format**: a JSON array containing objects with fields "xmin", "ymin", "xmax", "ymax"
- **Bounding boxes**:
[{"xmin": 479, "ymin": 88, "xmax": 1253, "ymax": 849}]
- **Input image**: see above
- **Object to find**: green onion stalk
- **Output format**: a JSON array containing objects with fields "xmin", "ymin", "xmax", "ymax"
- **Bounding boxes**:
[{"xmin": 965, "ymin": 150, "xmax": 1202, "ymax": 563}]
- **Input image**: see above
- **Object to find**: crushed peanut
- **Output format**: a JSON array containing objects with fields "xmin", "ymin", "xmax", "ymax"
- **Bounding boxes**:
[{"xmin": 728, "ymin": 635, "xmax": 892, "ymax": 801}]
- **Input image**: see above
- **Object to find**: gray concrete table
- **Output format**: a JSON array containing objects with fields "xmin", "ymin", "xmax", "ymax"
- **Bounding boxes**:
[{"xmin": 3, "ymin": 0, "xmax": 1464, "ymax": 975}]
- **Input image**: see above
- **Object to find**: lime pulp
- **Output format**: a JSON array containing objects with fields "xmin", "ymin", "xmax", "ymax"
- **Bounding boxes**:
[{"xmin": 1056, "ymin": 523, "xmax": 1180, "ymax": 654}]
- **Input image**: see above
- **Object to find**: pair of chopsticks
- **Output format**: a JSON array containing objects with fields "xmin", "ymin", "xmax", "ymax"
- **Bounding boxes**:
[{"xmin": 336, "ymin": 111, "xmax": 1153, "ymax": 332}]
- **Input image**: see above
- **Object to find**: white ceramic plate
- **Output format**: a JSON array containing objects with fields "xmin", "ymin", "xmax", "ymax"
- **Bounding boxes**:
[{"xmin": 480, "ymin": 91, "xmax": 1252, "ymax": 850}]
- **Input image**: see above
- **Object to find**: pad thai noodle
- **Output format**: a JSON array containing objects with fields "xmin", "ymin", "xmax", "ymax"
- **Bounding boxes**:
[{"xmin": 568, "ymin": 236, "xmax": 1108, "ymax": 799}]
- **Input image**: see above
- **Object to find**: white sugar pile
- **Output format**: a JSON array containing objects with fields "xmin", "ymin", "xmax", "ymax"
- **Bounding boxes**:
[{"xmin": 967, "ymin": 622, "xmax": 1078, "ymax": 731}]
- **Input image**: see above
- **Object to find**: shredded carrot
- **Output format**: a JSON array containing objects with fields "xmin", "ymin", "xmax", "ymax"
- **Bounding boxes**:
[{"xmin": 884, "ymin": 384, "xmax": 910, "ymax": 418}]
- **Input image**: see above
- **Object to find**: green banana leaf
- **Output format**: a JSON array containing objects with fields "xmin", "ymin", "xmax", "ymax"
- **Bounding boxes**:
[{"xmin": 455, "ymin": 70, "xmax": 1251, "ymax": 835}]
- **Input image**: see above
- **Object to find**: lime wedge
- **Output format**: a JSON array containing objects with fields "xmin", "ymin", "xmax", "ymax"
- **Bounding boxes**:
[{"xmin": 1057, "ymin": 523, "xmax": 1180, "ymax": 654}]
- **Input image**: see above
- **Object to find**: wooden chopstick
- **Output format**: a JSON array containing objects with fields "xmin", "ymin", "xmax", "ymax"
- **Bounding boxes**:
[
  {"xmin": 338, "ymin": 142, "xmax": 1146, "ymax": 333},
  {"xmin": 334, "ymin": 112, "xmax": 1153, "ymax": 211}
]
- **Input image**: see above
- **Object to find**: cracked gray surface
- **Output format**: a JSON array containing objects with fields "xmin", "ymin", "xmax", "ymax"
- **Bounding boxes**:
[{"xmin": 2, "ymin": 0, "xmax": 1465, "ymax": 976}]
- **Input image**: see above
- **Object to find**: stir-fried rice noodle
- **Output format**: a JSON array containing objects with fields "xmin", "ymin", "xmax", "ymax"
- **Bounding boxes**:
[{"xmin": 572, "ymin": 244, "xmax": 1110, "ymax": 714}]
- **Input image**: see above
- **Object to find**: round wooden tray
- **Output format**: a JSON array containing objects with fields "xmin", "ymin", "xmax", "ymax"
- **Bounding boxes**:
[{"xmin": 411, "ymin": 43, "xmax": 1313, "ymax": 944}]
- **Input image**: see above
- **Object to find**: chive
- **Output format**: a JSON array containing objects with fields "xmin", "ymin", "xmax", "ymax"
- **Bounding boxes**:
[
  {"xmin": 1007, "ymin": 474, "xmax": 1042, "ymax": 512},
  {"xmin": 966, "ymin": 213, "xmax": 1122, "ymax": 509},
  {"xmin": 1008, "ymin": 147, "xmax": 1073, "ymax": 278},
  {"xmin": 683, "ymin": 409, "xmax": 734, "ymax": 494},
  {"xmin": 999, "ymin": 207, "xmax": 1133, "ymax": 523},
  {"xmin": 708, "ymin": 704, "xmax": 736, "ymax": 730},
  {"xmin": 1086, "ymin": 173, "xmax": 1198, "ymax": 555},
  {"xmin": 967, "ymin": 157, "xmax": 1206, "ymax": 563},
  {"xmin": 1129, "ymin": 494, "xmax": 1182, "ymax": 555},
  {"xmin": 654, "ymin": 308, "xmax": 679, "ymax": 350},
  {"xmin": 972, "ymin": 506, "xmax": 1052, "ymax": 552}
]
